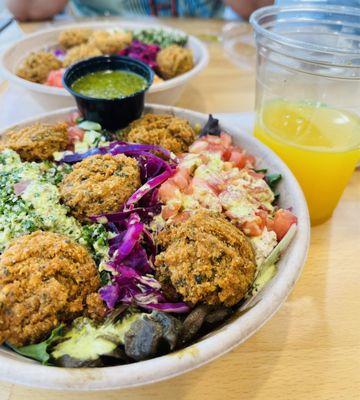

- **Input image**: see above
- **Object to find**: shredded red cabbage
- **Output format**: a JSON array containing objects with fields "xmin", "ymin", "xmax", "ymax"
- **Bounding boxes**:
[
  {"xmin": 61, "ymin": 142, "xmax": 176, "ymax": 164},
  {"xmin": 124, "ymin": 170, "xmax": 173, "ymax": 211},
  {"xmin": 118, "ymin": 40, "xmax": 160, "ymax": 69},
  {"xmin": 113, "ymin": 214, "xmax": 143, "ymax": 262},
  {"xmin": 64, "ymin": 139, "xmax": 189, "ymax": 313},
  {"xmin": 100, "ymin": 246, "xmax": 189, "ymax": 313},
  {"xmin": 99, "ymin": 211, "xmax": 190, "ymax": 313}
]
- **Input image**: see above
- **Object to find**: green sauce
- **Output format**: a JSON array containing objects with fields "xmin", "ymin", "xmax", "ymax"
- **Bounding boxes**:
[{"xmin": 71, "ymin": 70, "xmax": 147, "ymax": 99}]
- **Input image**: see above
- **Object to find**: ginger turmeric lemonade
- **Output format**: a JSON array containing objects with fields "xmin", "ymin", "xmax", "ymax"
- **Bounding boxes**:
[
  {"xmin": 254, "ymin": 100, "xmax": 360, "ymax": 224},
  {"xmin": 251, "ymin": 5, "xmax": 360, "ymax": 225}
]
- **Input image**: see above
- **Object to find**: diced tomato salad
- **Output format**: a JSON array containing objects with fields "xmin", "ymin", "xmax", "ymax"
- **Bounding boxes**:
[
  {"xmin": 159, "ymin": 133, "xmax": 297, "ymax": 245},
  {"xmin": 45, "ymin": 69, "xmax": 65, "ymax": 88}
]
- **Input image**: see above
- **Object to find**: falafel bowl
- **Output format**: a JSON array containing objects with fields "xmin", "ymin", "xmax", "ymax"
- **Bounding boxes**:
[
  {"xmin": 0, "ymin": 22, "xmax": 209, "ymax": 107},
  {"xmin": 0, "ymin": 105, "xmax": 309, "ymax": 390}
]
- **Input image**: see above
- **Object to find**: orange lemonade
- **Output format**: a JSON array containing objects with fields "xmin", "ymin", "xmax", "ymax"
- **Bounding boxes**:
[{"xmin": 254, "ymin": 99, "xmax": 360, "ymax": 225}]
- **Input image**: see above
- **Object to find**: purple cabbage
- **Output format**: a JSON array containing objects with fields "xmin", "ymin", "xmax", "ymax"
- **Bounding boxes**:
[
  {"xmin": 100, "ymin": 263, "xmax": 189, "ymax": 313},
  {"xmin": 97, "ymin": 209, "xmax": 190, "ymax": 313},
  {"xmin": 119, "ymin": 40, "xmax": 160, "ymax": 69},
  {"xmin": 61, "ymin": 139, "xmax": 187, "ymax": 313},
  {"xmin": 52, "ymin": 48, "xmax": 66, "ymax": 61},
  {"xmin": 92, "ymin": 204, "xmax": 161, "ymax": 225},
  {"xmin": 113, "ymin": 214, "xmax": 143, "ymax": 262},
  {"xmin": 61, "ymin": 147, "xmax": 105, "ymax": 163},
  {"xmin": 124, "ymin": 170, "xmax": 173, "ymax": 211},
  {"xmin": 61, "ymin": 142, "xmax": 176, "ymax": 166},
  {"xmin": 99, "ymin": 284, "xmax": 120, "ymax": 309}
]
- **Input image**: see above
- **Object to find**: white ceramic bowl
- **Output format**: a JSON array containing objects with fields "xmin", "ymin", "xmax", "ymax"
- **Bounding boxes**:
[
  {"xmin": 0, "ymin": 105, "xmax": 310, "ymax": 391},
  {"xmin": 0, "ymin": 22, "xmax": 209, "ymax": 109}
]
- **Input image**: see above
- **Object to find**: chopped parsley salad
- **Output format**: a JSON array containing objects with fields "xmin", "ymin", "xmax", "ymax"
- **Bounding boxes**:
[{"xmin": 0, "ymin": 112, "xmax": 297, "ymax": 367}]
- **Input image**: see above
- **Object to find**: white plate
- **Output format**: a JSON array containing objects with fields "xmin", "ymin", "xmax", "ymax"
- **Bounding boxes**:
[
  {"xmin": 0, "ymin": 104, "xmax": 310, "ymax": 391},
  {"xmin": 0, "ymin": 21, "xmax": 209, "ymax": 109}
]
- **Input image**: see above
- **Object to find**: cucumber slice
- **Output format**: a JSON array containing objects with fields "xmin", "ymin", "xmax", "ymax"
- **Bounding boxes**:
[
  {"xmin": 77, "ymin": 121, "xmax": 102, "ymax": 131},
  {"xmin": 263, "ymin": 223, "xmax": 297, "ymax": 266}
]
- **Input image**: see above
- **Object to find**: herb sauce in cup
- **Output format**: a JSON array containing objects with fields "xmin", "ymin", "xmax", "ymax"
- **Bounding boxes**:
[{"xmin": 71, "ymin": 70, "xmax": 147, "ymax": 99}]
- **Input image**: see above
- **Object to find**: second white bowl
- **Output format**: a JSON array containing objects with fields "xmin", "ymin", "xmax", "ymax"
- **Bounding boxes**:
[{"xmin": 0, "ymin": 21, "xmax": 209, "ymax": 109}]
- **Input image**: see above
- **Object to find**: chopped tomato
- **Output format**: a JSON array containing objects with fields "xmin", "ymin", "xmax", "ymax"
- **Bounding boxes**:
[
  {"xmin": 248, "ymin": 170, "xmax": 265, "ymax": 179},
  {"xmin": 205, "ymin": 135, "xmax": 222, "ymax": 145},
  {"xmin": 172, "ymin": 168, "xmax": 191, "ymax": 191},
  {"xmin": 158, "ymin": 180, "xmax": 179, "ymax": 202},
  {"xmin": 161, "ymin": 204, "xmax": 180, "ymax": 220},
  {"xmin": 222, "ymin": 147, "xmax": 232, "ymax": 161},
  {"xmin": 241, "ymin": 217, "xmax": 264, "ymax": 236},
  {"xmin": 256, "ymin": 209, "xmax": 275, "ymax": 231},
  {"xmin": 220, "ymin": 132, "xmax": 232, "ymax": 148},
  {"xmin": 67, "ymin": 126, "xmax": 84, "ymax": 143},
  {"xmin": 272, "ymin": 209, "xmax": 298, "ymax": 240},
  {"xmin": 46, "ymin": 69, "xmax": 64, "ymax": 88},
  {"xmin": 67, "ymin": 111, "xmax": 81, "ymax": 126},
  {"xmin": 229, "ymin": 149, "xmax": 248, "ymax": 169},
  {"xmin": 246, "ymin": 154, "xmax": 256, "ymax": 166},
  {"xmin": 191, "ymin": 176, "xmax": 217, "ymax": 195},
  {"xmin": 201, "ymin": 135, "xmax": 226, "ymax": 154},
  {"xmin": 255, "ymin": 210, "xmax": 268, "ymax": 227},
  {"xmin": 189, "ymin": 140, "xmax": 208, "ymax": 154}
]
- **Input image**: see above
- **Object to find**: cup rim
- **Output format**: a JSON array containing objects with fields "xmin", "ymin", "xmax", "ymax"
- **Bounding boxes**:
[
  {"xmin": 250, "ymin": 4, "xmax": 360, "ymax": 58},
  {"xmin": 62, "ymin": 55, "xmax": 154, "ymax": 102}
]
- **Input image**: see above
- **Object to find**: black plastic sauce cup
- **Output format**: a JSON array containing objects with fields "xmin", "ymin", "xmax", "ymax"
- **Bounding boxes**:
[{"xmin": 62, "ymin": 56, "xmax": 154, "ymax": 130}]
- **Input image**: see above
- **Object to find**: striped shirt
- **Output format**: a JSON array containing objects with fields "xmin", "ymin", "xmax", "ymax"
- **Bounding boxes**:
[{"xmin": 71, "ymin": 0, "xmax": 225, "ymax": 18}]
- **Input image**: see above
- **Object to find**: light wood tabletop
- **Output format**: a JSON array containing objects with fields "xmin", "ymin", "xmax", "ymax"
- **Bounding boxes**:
[{"xmin": 0, "ymin": 18, "xmax": 359, "ymax": 400}]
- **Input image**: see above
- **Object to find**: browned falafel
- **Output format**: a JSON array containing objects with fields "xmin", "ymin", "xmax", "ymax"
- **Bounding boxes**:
[
  {"xmin": 63, "ymin": 44, "xmax": 102, "ymax": 67},
  {"xmin": 58, "ymin": 28, "xmax": 93, "ymax": 49},
  {"xmin": 16, "ymin": 51, "xmax": 63, "ymax": 84},
  {"xmin": 60, "ymin": 154, "xmax": 141, "ymax": 221},
  {"xmin": 156, "ymin": 45, "xmax": 194, "ymax": 80},
  {"xmin": 0, "ymin": 231, "xmax": 106, "ymax": 347},
  {"xmin": 155, "ymin": 211, "xmax": 256, "ymax": 307},
  {"xmin": 127, "ymin": 113, "xmax": 196, "ymax": 154},
  {"xmin": 88, "ymin": 30, "xmax": 132, "ymax": 54},
  {"xmin": 0, "ymin": 122, "xmax": 69, "ymax": 161}
]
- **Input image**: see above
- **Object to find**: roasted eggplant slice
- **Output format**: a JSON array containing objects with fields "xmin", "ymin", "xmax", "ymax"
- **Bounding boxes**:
[
  {"xmin": 124, "ymin": 317, "xmax": 163, "ymax": 361},
  {"xmin": 124, "ymin": 311, "xmax": 183, "ymax": 361},
  {"xmin": 151, "ymin": 311, "xmax": 182, "ymax": 350}
]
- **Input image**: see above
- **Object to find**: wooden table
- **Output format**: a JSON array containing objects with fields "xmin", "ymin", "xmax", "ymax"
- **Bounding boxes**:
[{"xmin": 0, "ymin": 18, "xmax": 359, "ymax": 400}]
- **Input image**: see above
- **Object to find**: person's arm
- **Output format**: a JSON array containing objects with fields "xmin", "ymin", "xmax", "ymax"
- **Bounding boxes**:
[
  {"xmin": 225, "ymin": 0, "xmax": 274, "ymax": 20},
  {"xmin": 6, "ymin": 0, "xmax": 69, "ymax": 21}
]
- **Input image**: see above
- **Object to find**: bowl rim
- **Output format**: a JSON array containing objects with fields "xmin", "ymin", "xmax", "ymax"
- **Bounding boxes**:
[
  {"xmin": 0, "ymin": 21, "xmax": 209, "ymax": 96},
  {"xmin": 62, "ymin": 55, "xmax": 154, "ymax": 101},
  {"xmin": 0, "ymin": 104, "xmax": 310, "ymax": 391}
]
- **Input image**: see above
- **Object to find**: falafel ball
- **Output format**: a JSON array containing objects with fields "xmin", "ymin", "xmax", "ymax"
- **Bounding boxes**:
[
  {"xmin": 0, "ymin": 122, "xmax": 69, "ymax": 161},
  {"xmin": 88, "ymin": 30, "xmax": 132, "ymax": 54},
  {"xmin": 16, "ymin": 51, "xmax": 63, "ymax": 84},
  {"xmin": 127, "ymin": 113, "xmax": 196, "ymax": 154},
  {"xmin": 63, "ymin": 44, "xmax": 102, "ymax": 67},
  {"xmin": 0, "ymin": 231, "xmax": 106, "ymax": 347},
  {"xmin": 156, "ymin": 45, "xmax": 194, "ymax": 80},
  {"xmin": 155, "ymin": 211, "xmax": 256, "ymax": 307},
  {"xmin": 58, "ymin": 28, "xmax": 93, "ymax": 49},
  {"xmin": 60, "ymin": 154, "xmax": 141, "ymax": 221}
]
